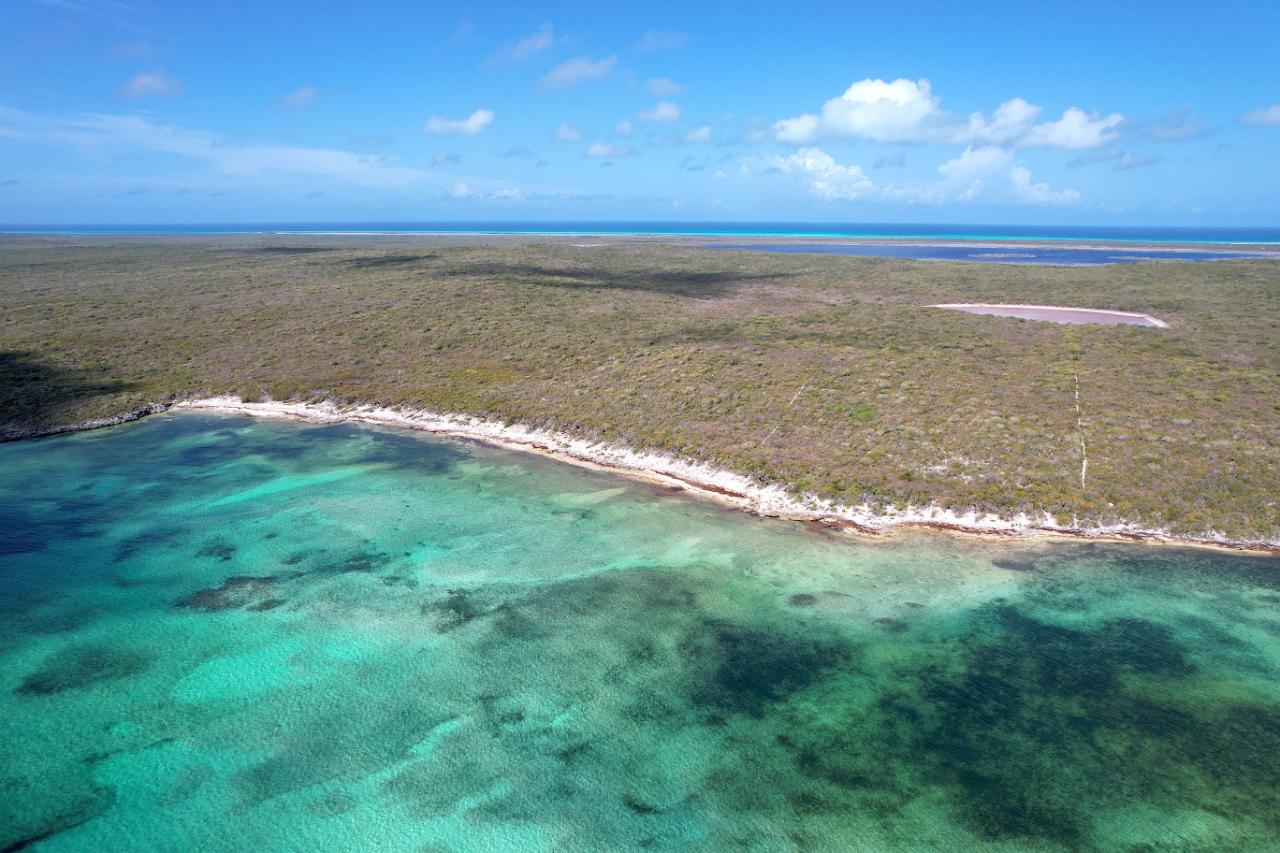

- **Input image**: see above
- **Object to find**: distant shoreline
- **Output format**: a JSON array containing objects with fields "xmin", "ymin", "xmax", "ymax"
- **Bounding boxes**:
[
  {"xmin": 14, "ymin": 395, "xmax": 1276, "ymax": 557},
  {"xmin": 3, "ymin": 224, "xmax": 1280, "ymax": 247}
]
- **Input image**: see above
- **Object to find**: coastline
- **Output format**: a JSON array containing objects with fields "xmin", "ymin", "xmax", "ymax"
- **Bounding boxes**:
[
  {"xmin": 7, "ymin": 395, "xmax": 1277, "ymax": 555},
  {"xmin": 148, "ymin": 396, "xmax": 1274, "ymax": 557}
]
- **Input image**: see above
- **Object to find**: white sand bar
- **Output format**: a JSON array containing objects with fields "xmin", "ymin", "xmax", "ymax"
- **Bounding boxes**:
[{"xmin": 931, "ymin": 303, "xmax": 1167, "ymax": 327}]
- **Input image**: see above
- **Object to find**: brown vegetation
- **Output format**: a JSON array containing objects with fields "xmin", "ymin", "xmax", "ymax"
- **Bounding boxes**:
[{"xmin": 2, "ymin": 235, "xmax": 1277, "ymax": 539}]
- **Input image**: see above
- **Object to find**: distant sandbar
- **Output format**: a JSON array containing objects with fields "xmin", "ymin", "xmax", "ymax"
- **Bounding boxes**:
[{"xmin": 930, "ymin": 303, "xmax": 1167, "ymax": 327}]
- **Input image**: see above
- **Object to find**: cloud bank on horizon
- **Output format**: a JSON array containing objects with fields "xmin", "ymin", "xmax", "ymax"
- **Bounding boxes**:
[{"xmin": 2, "ymin": 0, "xmax": 1277, "ymax": 223}]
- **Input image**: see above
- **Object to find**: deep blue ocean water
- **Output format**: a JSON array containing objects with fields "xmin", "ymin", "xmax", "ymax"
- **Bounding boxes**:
[
  {"xmin": 707, "ymin": 242, "xmax": 1268, "ymax": 265},
  {"xmin": 4, "ymin": 221, "xmax": 1280, "ymax": 244}
]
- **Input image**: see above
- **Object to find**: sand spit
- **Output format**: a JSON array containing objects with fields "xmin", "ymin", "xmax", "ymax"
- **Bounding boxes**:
[
  {"xmin": 931, "ymin": 303, "xmax": 1168, "ymax": 327},
  {"xmin": 168, "ymin": 397, "xmax": 1277, "ymax": 556}
]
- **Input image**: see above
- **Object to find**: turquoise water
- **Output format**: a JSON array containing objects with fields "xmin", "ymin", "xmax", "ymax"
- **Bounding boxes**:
[
  {"xmin": 3, "ymin": 413, "xmax": 1280, "ymax": 851},
  {"xmin": 5, "ymin": 221, "xmax": 1280, "ymax": 244}
]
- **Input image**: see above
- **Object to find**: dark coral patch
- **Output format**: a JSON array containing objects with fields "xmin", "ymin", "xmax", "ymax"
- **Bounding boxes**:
[
  {"xmin": 684, "ymin": 620, "xmax": 855, "ymax": 718},
  {"xmin": 324, "ymin": 550, "xmax": 392, "ymax": 574},
  {"xmin": 16, "ymin": 645, "xmax": 149, "ymax": 696},
  {"xmin": 176, "ymin": 575, "xmax": 279, "ymax": 611},
  {"xmin": 195, "ymin": 540, "xmax": 237, "ymax": 562},
  {"xmin": 424, "ymin": 589, "xmax": 487, "ymax": 631},
  {"xmin": 991, "ymin": 555, "xmax": 1039, "ymax": 572}
]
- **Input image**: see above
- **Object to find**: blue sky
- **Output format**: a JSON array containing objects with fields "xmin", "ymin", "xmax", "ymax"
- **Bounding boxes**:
[{"xmin": 2, "ymin": 0, "xmax": 1278, "ymax": 224}]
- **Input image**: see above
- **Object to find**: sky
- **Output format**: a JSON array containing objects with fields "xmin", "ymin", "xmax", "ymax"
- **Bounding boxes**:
[{"xmin": 1, "ymin": 0, "xmax": 1278, "ymax": 225}]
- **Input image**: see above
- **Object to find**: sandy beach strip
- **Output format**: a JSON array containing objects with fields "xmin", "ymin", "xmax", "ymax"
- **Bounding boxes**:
[{"xmin": 167, "ymin": 397, "xmax": 1277, "ymax": 556}]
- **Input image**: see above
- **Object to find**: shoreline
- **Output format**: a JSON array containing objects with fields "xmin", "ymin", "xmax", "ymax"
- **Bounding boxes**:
[
  {"xmin": 138, "ymin": 397, "xmax": 1280, "ymax": 557},
  {"xmin": 8, "ymin": 395, "xmax": 1277, "ymax": 556}
]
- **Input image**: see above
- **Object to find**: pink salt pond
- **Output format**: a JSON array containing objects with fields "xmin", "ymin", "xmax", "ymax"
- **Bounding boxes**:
[{"xmin": 931, "ymin": 303, "xmax": 1167, "ymax": 328}]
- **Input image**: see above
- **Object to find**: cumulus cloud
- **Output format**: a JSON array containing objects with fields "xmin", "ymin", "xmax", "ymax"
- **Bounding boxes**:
[
  {"xmin": 635, "ymin": 30, "xmax": 688, "ymax": 52},
  {"xmin": 447, "ymin": 182, "xmax": 523, "ymax": 201},
  {"xmin": 683, "ymin": 125, "xmax": 711, "ymax": 143},
  {"xmin": 1018, "ymin": 107, "xmax": 1124, "ymax": 148},
  {"xmin": 540, "ymin": 56, "xmax": 617, "ymax": 89},
  {"xmin": 424, "ymin": 108, "xmax": 495, "ymax": 135},
  {"xmin": 584, "ymin": 141, "xmax": 635, "ymax": 159},
  {"xmin": 758, "ymin": 144, "xmax": 1079, "ymax": 206},
  {"xmin": 771, "ymin": 147, "xmax": 875, "ymax": 200},
  {"xmin": 274, "ymin": 85, "xmax": 318, "ymax": 110},
  {"xmin": 774, "ymin": 78, "xmax": 1122, "ymax": 149},
  {"xmin": 118, "ymin": 70, "xmax": 182, "ymax": 98},
  {"xmin": 933, "ymin": 146, "xmax": 1080, "ymax": 204},
  {"xmin": 637, "ymin": 101, "xmax": 680, "ymax": 122},
  {"xmin": 646, "ymin": 77, "xmax": 684, "ymax": 97},
  {"xmin": 554, "ymin": 121, "xmax": 582, "ymax": 141},
  {"xmin": 1238, "ymin": 104, "xmax": 1280, "ymax": 127}
]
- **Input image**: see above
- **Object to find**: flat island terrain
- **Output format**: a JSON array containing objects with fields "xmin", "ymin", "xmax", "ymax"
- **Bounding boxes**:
[{"xmin": 2, "ymin": 235, "xmax": 1278, "ymax": 544}]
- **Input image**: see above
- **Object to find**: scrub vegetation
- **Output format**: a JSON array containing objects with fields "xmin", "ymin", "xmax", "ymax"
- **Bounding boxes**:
[{"xmin": 1, "ymin": 235, "xmax": 1277, "ymax": 539}]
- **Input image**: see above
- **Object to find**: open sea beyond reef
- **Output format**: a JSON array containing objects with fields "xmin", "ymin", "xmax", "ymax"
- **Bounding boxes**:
[{"xmin": 3, "ymin": 412, "xmax": 1280, "ymax": 851}]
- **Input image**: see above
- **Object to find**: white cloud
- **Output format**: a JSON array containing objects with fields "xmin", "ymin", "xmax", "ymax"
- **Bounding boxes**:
[
  {"xmin": 758, "ymin": 143, "xmax": 1079, "ymax": 206},
  {"xmin": 637, "ymin": 101, "xmax": 680, "ymax": 122},
  {"xmin": 1019, "ymin": 107, "xmax": 1124, "ymax": 149},
  {"xmin": 424, "ymin": 108, "xmax": 495, "ymax": 135},
  {"xmin": 776, "ymin": 78, "xmax": 942, "ymax": 144},
  {"xmin": 584, "ymin": 141, "xmax": 635, "ymax": 159},
  {"xmin": 774, "ymin": 77, "xmax": 1122, "ymax": 149},
  {"xmin": 554, "ymin": 121, "xmax": 582, "ymax": 141},
  {"xmin": 635, "ymin": 30, "xmax": 688, "ymax": 52},
  {"xmin": 274, "ymin": 85, "xmax": 317, "ymax": 110},
  {"xmin": 1238, "ymin": 104, "xmax": 1280, "ymax": 127},
  {"xmin": 683, "ymin": 125, "xmax": 711, "ymax": 143},
  {"xmin": 615, "ymin": 120, "xmax": 633, "ymax": 136},
  {"xmin": 646, "ymin": 77, "xmax": 684, "ymax": 97},
  {"xmin": 934, "ymin": 146, "xmax": 1080, "ymax": 205},
  {"xmin": 0, "ymin": 106, "xmax": 427, "ymax": 188},
  {"xmin": 492, "ymin": 23, "xmax": 557, "ymax": 63},
  {"xmin": 1009, "ymin": 166, "xmax": 1078, "ymax": 204},
  {"xmin": 1113, "ymin": 152, "xmax": 1160, "ymax": 170},
  {"xmin": 448, "ymin": 182, "xmax": 523, "ymax": 201},
  {"xmin": 118, "ymin": 70, "xmax": 182, "ymax": 98},
  {"xmin": 540, "ymin": 56, "xmax": 617, "ymax": 89},
  {"xmin": 772, "ymin": 147, "xmax": 875, "ymax": 200}
]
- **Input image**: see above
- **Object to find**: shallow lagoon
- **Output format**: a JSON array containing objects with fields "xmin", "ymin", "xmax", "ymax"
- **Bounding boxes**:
[
  {"xmin": 707, "ymin": 242, "xmax": 1268, "ymax": 265},
  {"xmin": 2, "ymin": 413, "xmax": 1279, "ymax": 851}
]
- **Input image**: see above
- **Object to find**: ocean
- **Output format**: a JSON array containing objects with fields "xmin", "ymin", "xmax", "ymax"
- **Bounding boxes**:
[
  {"xmin": 4, "ymin": 221, "xmax": 1280, "ymax": 244},
  {"xmin": 3, "ymin": 412, "xmax": 1279, "ymax": 850}
]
